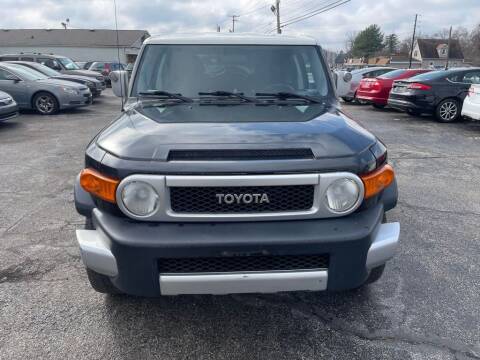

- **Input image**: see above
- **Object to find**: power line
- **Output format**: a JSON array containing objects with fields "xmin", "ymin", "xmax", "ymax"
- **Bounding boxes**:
[
  {"xmin": 280, "ymin": 0, "xmax": 350, "ymax": 27},
  {"xmin": 272, "ymin": 0, "xmax": 350, "ymax": 30}
]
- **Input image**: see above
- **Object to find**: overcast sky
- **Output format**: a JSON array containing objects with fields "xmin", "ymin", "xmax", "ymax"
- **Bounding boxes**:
[{"xmin": 1, "ymin": 0, "xmax": 479, "ymax": 50}]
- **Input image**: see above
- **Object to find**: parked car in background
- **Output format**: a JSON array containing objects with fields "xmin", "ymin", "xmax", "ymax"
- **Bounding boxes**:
[
  {"xmin": 335, "ymin": 67, "xmax": 396, "ymax": 102},
  {"xmin": 6, "ymin": 61, "xmax": 105, "ymax": 97},
  {"xmin": 0, "ymin": 90, "xmax": 19, "ymax": 122},
  {"xmin": 356, "ymin": 69, "xmax": 431, "ymax": 109},
  {"xmin": 0, "ymin": 63, "xmax": 92, "ymax": 115},
  {"xmin": 388, "ymin": 68, "xmax": 480, "ymax": 122},
  {"xmin": 462, "ymin": 84, "xmax": 480, "ymax": 120},
  {"xmin": 0, "ymin": 54, "xmax": 106, "ymax": 87},
  {"xmin": 85, "ymin": 62, "xmax": 126, "ymax": 86}
]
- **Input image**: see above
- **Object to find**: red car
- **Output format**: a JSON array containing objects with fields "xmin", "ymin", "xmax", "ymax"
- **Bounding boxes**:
[{"xmin": 356, "ymin": 69, "xmax": 431, "ymax": 108}]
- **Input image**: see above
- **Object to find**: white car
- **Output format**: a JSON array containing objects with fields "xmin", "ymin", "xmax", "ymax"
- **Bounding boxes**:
[
  {"xmin": 462, "ymin": 84, "xmax": 480, "ymax": 120},
  {"xmin": 335, "ymin": 67, "xmax": 395, "ymax": 102}
]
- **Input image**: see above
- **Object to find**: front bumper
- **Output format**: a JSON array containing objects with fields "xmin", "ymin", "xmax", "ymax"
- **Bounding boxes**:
[
  {"xmin": 60, "ymin": 90, "xmax": 93, "ymax": 109},
  {"xmin": 461, "ymin": 99, "xmax": 480, "ymax": 120},
  {"xmin": 76, "ymin": 203, "xmax": 400, "ymax": 296},
  {"xmin": 0, "ymin": 101, "xmax": 19, "ymax": 121}
]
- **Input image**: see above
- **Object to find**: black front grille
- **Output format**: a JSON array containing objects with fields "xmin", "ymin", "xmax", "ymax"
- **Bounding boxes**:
[
  {"xmin": 168, "ymin": 148, "xmax": 314, "ymax": 161},
  {"xmin": 159, "ymin": 254, "xmax": 329, "ymax": 273},
  {"xmin": 170, "ymin": 185, "xmax": 314, "ymax": 213}
]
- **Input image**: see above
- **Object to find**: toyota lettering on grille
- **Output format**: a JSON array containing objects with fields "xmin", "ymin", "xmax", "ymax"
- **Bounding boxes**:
[{"xmin": 215, "ymin": 193, "xmax": 270, "ymax": 205}]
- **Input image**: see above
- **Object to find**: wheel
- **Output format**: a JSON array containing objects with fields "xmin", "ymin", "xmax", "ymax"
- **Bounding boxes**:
[
  {"xmin": 86, "ymin": 268, "xmax": 122, "ymax": 294},
  {"xmin": 341, "ymin": 97, "xmax": 354, "ymax": 103},
  {"xmin": 373, "ymin": 104, "xmax": 386, "ymax": 109},
  {"xmin": 435, "ymin": 98, "xmax": 461, "ymax": 123},
  {"xmin": 33, "ymin": 92, "xmax": 59, "ymax": 115},
  {"xmin": 85, "ymin": 217, "xmax": 94, "ymax": 230}
]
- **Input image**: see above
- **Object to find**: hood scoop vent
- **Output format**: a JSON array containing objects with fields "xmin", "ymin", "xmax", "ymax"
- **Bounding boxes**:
[{"xmin": 168, "ymin": 149, "xmax": 314, "ymax": 161}]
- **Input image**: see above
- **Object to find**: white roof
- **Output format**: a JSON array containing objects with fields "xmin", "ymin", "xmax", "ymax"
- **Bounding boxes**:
[{"xmin": 145, "ymin": 33, "xmax": 318, "ymax": 46}]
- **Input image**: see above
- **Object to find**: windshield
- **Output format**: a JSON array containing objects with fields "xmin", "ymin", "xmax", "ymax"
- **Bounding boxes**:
[
  {"xmin": 30, "ymin": 64, "xmax": 60, "ymax": 77},
  {"xmin": 409, "ymin": 71, "xmax": 448, "ymax": 81},
  {"xmin": 378, "ymin": 69, "xmax": 406, "ymax": 79},
  {"xmin": 132, "ymin": 45, "xmax": 329, "ymax": 98},
  {"xmin": 58, "ymin": 57, "xmax": 80, "ymax": 70},
  {"xmin": 4, "ymin": 64, "xmax": 49, "ymax": 80}
]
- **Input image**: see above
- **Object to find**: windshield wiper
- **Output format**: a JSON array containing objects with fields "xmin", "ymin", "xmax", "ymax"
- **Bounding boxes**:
[
  {"xmin": 255, "ymin": 92, "xmax": 322, "ymax": 104},
  {"xmin": 198, "ymin": 91, "xmax": 258, "ymax": 103},
  {"xmin": 138, "ymin": 90, "xmax": 193, "ymax": 103}
]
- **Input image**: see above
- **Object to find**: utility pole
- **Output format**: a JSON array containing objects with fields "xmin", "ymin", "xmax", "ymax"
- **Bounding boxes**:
[
  {"xmin": 275, "ymin": 0, "xmax": 281, "ymax": 34},
  {"xmin": 445, "ymin": 26, "xmax": 452, "ymax": 70},
  {"xmin": 229, "ymin": 15, "xmax": 239, "ymax": 32},
  {"xmin": 408, "ymin": 14, "xmax": 418, "ymax": 69}
]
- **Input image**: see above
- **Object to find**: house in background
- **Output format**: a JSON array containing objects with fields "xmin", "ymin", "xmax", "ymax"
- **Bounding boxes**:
[
  {"xmin": 0, "ymin": 29, "xmax": 150, "ymax": 63},
  {"xmin": 412, "ymin": 38, "xmax": 464, "ymax": 69}
]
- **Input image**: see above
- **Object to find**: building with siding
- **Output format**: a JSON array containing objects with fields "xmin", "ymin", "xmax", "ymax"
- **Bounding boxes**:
[{"xmin": 0, "ymin": 29, "xmax": 149, "ymax": 64}]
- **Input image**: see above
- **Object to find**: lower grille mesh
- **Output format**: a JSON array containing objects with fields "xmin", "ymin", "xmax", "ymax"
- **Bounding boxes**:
[
  {"xmin": 170, "ymin": 185, "xmax": 314, "ymax": 213},
  {"xmin": 159, "ymin": 254, "xmax": 329, "ymax": 273}
]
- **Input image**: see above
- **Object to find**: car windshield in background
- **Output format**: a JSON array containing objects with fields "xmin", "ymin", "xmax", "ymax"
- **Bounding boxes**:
[
  {"xmin": 58, "ymin": 57, "xmax": 80, "ymax": 70},
  {"xmin": 4, "ymin": 64, "xmax": 49, "ymax": 81},
  {"xmin": 29, "ymin": 64, "xmax": 60, "ymax": 77},
  {"xmin": 378, "ymin": 69, "xmax": 406, "ymax": 79},
  {"xmin": 132, "ymin": 45, "xmax": 329, "ymax": 98},
  {"xmin": 409, "ymin": 71, "xmax": 449, "ymax": 81}
]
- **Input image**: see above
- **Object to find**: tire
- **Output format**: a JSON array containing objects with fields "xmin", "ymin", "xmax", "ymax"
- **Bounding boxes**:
[
  {"xmin": 86, "ymin": 268, "xmax": 122, "ymax": 295},
  {"xmin": 342, "ymin": 97, "xmax": 354, "ymax": 103},
  {"xmin": 373, "ymin": 104, "xmax": 386, "ymax": 109},
  {"xmin": 33, "ymin": 92, "xmax": 59, "ymax": 115},
  {"xmin": 85, "ymin": 217, "xmax": 94, "ymax": 230},
  {"xmin": 435, "ymin": 98, "xmax": 461, "ymax": 123}
]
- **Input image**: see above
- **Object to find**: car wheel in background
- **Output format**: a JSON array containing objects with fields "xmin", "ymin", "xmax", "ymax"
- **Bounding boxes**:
[
  {"xmin": 33, "ymin": 92, "xmax": 59, "ymax": 115},
  {"xmin": 435, "ymin": 98, "xmax": 461, "ymax": 123},
  {"xmin": 373, "ymin": 104, "xmax": 386, "ymax": 109},
  {"xmin": 341, "ymin": 97, "xmax": 353, "ymax": 103}
]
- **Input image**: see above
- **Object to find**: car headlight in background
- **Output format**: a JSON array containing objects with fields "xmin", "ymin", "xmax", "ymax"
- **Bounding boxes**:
[
  {"xmin": 325, "ymin": 178, "xmax": 360, "ymax": 213},
  {"xmin": 86, "ymin": 81, "xmax": 94, "ymax": 87},
  {"xmin": 343, "ymin": 72, "xmax": 353, "ymax": 82},
  {"xmin": 120, "ymin": 181, "xmax": 159, "ymax": 217},
  {"xmin": 0, "ymin": 96, "xmax": 13, "ymax": 106},
  {"xmin": 61, "ymin": 86, "xmax": 79, "ymax": 95}
]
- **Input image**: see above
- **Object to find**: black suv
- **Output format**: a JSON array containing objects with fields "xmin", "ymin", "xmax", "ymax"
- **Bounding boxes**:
[
  {"xmin": 388, "ymin": 67, "xmax": 480, "ymax": 122},
  {"xmin": 74, "ymin": 34, "xmax": 400, "ymax": 297}
]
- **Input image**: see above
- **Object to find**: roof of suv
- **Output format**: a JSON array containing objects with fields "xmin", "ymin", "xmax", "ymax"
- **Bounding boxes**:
[{"xmin": 145, "ymin": 33, "xmax": 318, "ymax": 46}]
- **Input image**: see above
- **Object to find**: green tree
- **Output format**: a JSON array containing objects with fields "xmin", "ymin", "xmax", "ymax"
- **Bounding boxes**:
[
  {"xmin": 384, "ymin": 34, "xmax": 400, "ymax": 54},
  {"xmin": 352, "ymin": 25, "xmax": 385, "ymax": 59}
]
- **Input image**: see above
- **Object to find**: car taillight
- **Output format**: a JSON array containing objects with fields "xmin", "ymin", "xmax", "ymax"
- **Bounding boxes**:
[
  {"xmin": 408, "ymin": 83, "xmax": 431, "ymax": 90},
  {"xmin": 468, "ymin": 87, "xmax": 475, "ymax": 97}
]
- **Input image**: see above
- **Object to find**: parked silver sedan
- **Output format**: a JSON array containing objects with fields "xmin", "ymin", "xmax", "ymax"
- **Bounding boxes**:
[
  {"xmin": 0, "ymin": 90, "xmax": 19, "ymax": 122},
  {"xmin": 0, "ymin": 63, "xmax": 92, "ymax": 115}
]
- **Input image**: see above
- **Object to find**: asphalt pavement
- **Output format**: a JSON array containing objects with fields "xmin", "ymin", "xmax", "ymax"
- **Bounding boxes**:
[{"xmin": 0, "ymin": 91, "xmax": 479, "ymax": 359}]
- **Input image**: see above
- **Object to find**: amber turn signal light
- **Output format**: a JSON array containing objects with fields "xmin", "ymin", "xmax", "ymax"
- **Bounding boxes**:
[
  {"xmin": 80, "ymin": 168, "xmax": 119, "ymax": 203},
  {"xmin": 360, "ymin": 164, "xmax": 395, "ymax": 199}
]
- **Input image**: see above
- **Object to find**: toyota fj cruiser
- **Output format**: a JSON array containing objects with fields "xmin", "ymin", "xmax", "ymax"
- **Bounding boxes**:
[{"xmin": 74, "ymin": 33, "xmax": 400, "ymax": 296}]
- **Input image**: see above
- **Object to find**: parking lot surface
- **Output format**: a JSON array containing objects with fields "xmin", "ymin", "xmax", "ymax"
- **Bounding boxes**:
[{"xmin": 0, "ymin": 91, "xmax": 479, "ymax": 360}]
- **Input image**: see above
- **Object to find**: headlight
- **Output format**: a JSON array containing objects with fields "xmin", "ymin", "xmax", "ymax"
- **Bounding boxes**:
[
  {"xmin": 86, "ymin": 81, "xmax": 94, "ymax": 87},
  {"xmin": 343, "ymin": 72, "xmax": 352, "ymax": 82},
  {"xmin": 120, "ymin": 181, "xmax": 159, "ymax": 217},
  {"xmin": 325, "ymin": 178, "xmax": 360, "ymax": 213},
  {"xmin": 62, "ymin": 86, "xmax": 79, "ymax": 95}
]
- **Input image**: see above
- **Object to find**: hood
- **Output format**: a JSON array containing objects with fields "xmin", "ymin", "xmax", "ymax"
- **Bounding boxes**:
[
  {"xmin": 37, "ymin": 78, "xmax": 87, "ymax": 89},
  {"xmin": 63, "ymin": 69, "xmax": 103, "ymax": 79},
  {"xmin": 54, "ymin": 74, "xmax": 99, "ymax": 83},
  {"xmin": 96, "ymin": 102, "xmax": 376, "ymax": 161}
]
